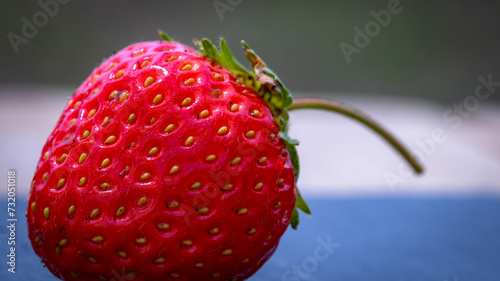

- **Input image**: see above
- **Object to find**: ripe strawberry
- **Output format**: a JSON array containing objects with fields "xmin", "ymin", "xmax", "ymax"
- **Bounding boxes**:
[
  {"xmin": 27, "ymin": 31, "xmax": 422, "ymax": 281},
  {"xmin": 26, "ymin": 31, "xmax": 308, "ymax": 281}
]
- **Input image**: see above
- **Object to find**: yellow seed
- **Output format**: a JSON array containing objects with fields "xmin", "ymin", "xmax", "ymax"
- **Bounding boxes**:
[
  {"xmin": 133, "ymin": 49, "xmax": 144, "ymax": 57},
  {"xmin": 169, "ymin": 165, "xmax": 179, "ymax": 174},
  {"xmin": 79, "ymin": 177, "xmax": 86, "ymax": 187},
  {"xmin": 198, "ymin": 110, "xmax": 209, "ymax": 118},
  {"xmin": 247, "ymin": 228, "xmax": 256, "ymax": 235},
  {"xmin": 115, "ymin": 69, "xmax": 125, "ymax": 79},
  {"xmin": 58, "ymin": 154, "xmax": 68, "ymax": 163},
  {"xmin": 68, "ymin": 118, "xmax": 76, "ymax": 127},
  {"xmin": 116, "ymin": 206, "xmax": 125, "ymax": 217},
  {"xmin": 144, "ymin": 77, "xmax": 155, "ymax": 87},
  {"xmin": 43, "ymin": 207, "xmax": 50, "ymax": 219},
  {"xmin": 57, "ymin": 178, "xmax": 66, "ymax": 189},
  {"xmin": 185, "ymin": 136, "xmax": 194, "ymax": 146},
  {"xmin": 128, "ymin": 113, "xmax": 136, "ymax": 124},
  {"xmin": 90, "ymin": 208, "xmax": 100, "ymax": 219},
  {"xmin": 59, "ymin": 238, "xmax": 68, "ymax": 246},
  {"xmin": 56, "ymin": 246, "xmax": 61, "ymax": 255},
  {"xmin": 149, "ymin": 117, "xmax": 156, "ymax": 124},
  {"xmin": 24, "ymin": 211, "xmax": 27, "ymax": 217},
  {"xmin": 48, "ymin": 263, "xmax": 55, "ymax": 270},
  {"xmin": 241, "ymin": 258, "xmax": 250, "ymax": 263},
  {"xmin": 87, "ymin": 109, "xmax": 96, "ymax": 119},
  {"xmin": 222, "ymin": 249, "xmax": 233, "ymax": 256},
  {"xmin": 170, "ymin": 273, "xmax": 179, "ymax": 278},
  {"xmin": 119, "ymin": 91, "xmax": 129, "ymax": 102},
  {"xmin": 242, "ymin": 90, "xmax": 249, "ymax": 94},
  {"xmin": 209, "ymin": 227, "xmax": 220, "ymax": 234},
  {"xmin": 148, "ymin": 147, "xmax": 159, "ymax": 156},
  {"xmin": 231, "ymin": 157, "xmax": 242, "ymax": 165},
  {"xmin": 101, "ymin": 158, "xmax": 111, "ymax": 167},
  {"xmin": 79, "ymin": 153, "xmax": 88, "ymax": 164},
  {"xmin": 211, "ymin": 273, "xmax": 221, "ymax": 278},
  {"xmin": 237, "ymin": 208, "xmax": 248, "ymax": 215},
  {"xmin": 212, "ymin": 73, "xmax": 223, "ymax": 81},
  {"xmin": 152, "ymin": 94, "xmax": 162, "ymax": 104},
  {"xmin": 43, "ymin": 151, "xmax": 49, "ymax": 160},
  {"xmin": 42, "ymin": 173, "xmax": 48, "ymax": 183},
  {"xmin": 168, "ymin": 201, "xmax": 179, "ymax": 208},
  {"xmin": 70, "ymin": 272, "xmax": 80, "ymax": 278},
  {"xmin": 191, "ymin": 182, "xmax": 201, "ymax": 189},
  {"xmin": 164, "ymin": 124, "xmax": 175, "ymax": 133},
  {"xmin": 195, "ymin": 262, "xmax": 204, "ymax": 268},
  {"xmin": 31, "ymin": 202, "xmax": 36, "ymax": 213},
  {"xmin": 230, "ymin": 103, "xmax": 239, "ymax": 112},
  {"xmin": 137, "ymin": 197, "xmax": 147, "ymax": 206},
  {"xmin": 98, "ymin": 275, "xmax": 108, "ymax": 281},
  {"xmin": 274, "ymin": 202, "xmax": 281, "ymax": 209},
  {"xmin": 92, "ymin": 235, "xmax": 104, "ymax": 243},
  {"xmin": 157, "ymin": 223, "xmax": 170, "ymax": 230},
  {"xmin": 68, "ymin": 205, "xmax": 76, "ymax": 217},
  {"xmin": 107, "ymin": 62, "xmax": 117, "ymax": 70},
  {"xmin": 109, "ymin": 91, "xmax": 119, "ymax": 100},
  {"xmin": 205, "ymin": 155, "xmax": 216, "ymax": 162},
  {"xmin": 100, "ymin": 182, "xmax": 110, "ymax": 190},
  {"xmin": 140, "ymin": 172, "xmax": 151, "ymax": 181},
  {"xmin": 254, "ymin": 182, "xmax": 263, "ymax": 191},
  {"xmin": 92, "ymin": 75, "xmax": 99, "ymax": 83},
  {"xmin": 211, "ymin": 88, "xmax": 222, "ymax": 98},
  {"xmin": 82, "ymin": 130, "xmax": 90, "ymax": 139},
  {"xmin": 181, "ymin": 97, "xmax": 192, "ymax": 107},
  {"xmin": 117, "ymin": 250, "xmax": 128, "ymax": 258},
  {"xmin": 258, "ymin": 157, "xmax": 267, "ymax": 164},
  {"xmin": 197, "ymin": 207, "xmax": 209, "ymax": 214},
  {"xmin": 167, "ymin": 56, "xmax": 178, "ymax": 62},
  {"xmin": 154, "ymin": 257, "xmax": 166, "ymax": 264},
  {"xmin": 88, "ymin": 256, "xmax": 99, "ymax": 264},
  {"xmin": 266, "ymin": 235, "xmax": 272, "ymax": 241},
  {"xmin": 222, "ymin": 184, "xmax": 233, "ymax": 191},
  {"xmin": 181, "ymin": 64, "xmax": 192, "ymax": 71},
  {"xmin": 135, "ymin": 237, "xmax": 147, "ymax": 244},
  {"xmin": 102, "ymin": 116, "xmax": 110, "ymax": 126},
  {"xmin": 105, "ymin": 135, "xmax": 117, "ymax": 145},
  {"xmin": 217, "ymin": 126, "xmax": 228, "ymax": 135},
  {"xmin": 182, "ymin": 240, "xmax": 193, "ymax": 246},
  {"xmin": 140, "ymin": 60, "xmax": 150, "ymax": 68},
  {"xmin": 184, "ymin": 78, "xmax": 195, "ymax": 86},
  {"xmin": 278, "ymin": 178, "xmax": 285, "ymax": 185},
  {"xmin": 251, "ymin": 110, "xmax": 260, "ymax": 117}
]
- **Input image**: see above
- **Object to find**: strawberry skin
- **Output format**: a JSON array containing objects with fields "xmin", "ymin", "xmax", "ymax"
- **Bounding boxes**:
[{"xmin": 27, "ymin": 40, "xmax": 296, "ymax": 280}]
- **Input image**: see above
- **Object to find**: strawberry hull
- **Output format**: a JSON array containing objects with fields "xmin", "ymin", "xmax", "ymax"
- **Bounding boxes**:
[{"xmin": 27, "ymin": 40, "xmax": 296, "ymax": 280}]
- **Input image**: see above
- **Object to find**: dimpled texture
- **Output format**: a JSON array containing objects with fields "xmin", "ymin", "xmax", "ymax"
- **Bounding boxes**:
[{"xmin": 27, "ymin": 40, "xmax": 296, "ymax": 281}]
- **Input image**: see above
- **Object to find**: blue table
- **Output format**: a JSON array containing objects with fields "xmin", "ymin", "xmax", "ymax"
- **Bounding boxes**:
[{"xmin": 1, "ymin": 197, "xmax": 499, "ymax": 280}]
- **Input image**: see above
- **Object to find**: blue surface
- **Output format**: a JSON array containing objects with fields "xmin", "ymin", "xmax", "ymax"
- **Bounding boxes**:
[{"xmin": 1, "ymin": 197, "xmax": 499, "ymax": 280}]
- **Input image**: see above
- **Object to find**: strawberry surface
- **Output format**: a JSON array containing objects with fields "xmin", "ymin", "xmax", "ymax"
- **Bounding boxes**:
[{"xmin": 27, "ymin": 40, "xmax": 297, "ymax": 281}]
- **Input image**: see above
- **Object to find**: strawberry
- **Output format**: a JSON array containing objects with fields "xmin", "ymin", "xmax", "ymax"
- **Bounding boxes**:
[{"xmin": 27, "ymin": 31, "xmax": 422, "ymax": 281}]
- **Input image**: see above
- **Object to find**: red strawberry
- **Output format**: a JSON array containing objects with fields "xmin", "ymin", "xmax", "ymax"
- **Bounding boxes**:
[{"xmin": 27, "ymin": 31, "xmax": 422, "ymax": 281}]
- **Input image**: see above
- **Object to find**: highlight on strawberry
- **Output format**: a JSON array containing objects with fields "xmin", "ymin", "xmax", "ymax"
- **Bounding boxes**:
[{"xmin": 27, "ymin": 30, "xmax": 422, "ymax": 281}]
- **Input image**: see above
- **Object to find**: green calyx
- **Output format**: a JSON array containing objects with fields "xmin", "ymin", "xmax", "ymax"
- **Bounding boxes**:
[{"xmin": 159, "ymin": 30, "xmax": 309, "ymax": 230}]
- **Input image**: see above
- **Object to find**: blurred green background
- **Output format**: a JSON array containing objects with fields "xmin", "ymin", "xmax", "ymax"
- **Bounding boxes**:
[{"xmin": 1, "ymin": 0, "xmax": 499, "ymax": 103}]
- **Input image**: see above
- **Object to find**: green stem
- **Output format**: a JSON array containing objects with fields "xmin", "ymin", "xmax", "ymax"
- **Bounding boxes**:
[{"xmin": 288, "ymin": 98, "xmax": 423, "ymax": 174}]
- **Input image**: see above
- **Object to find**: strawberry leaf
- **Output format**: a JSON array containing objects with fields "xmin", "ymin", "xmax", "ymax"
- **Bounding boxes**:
[
  {"xmin": 158, "ymin": 29, "xmax": 174, "ymax": 42},
  {"xmin": 291, "ymin": 209, "xmax": 300, "ymax": 230}
]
